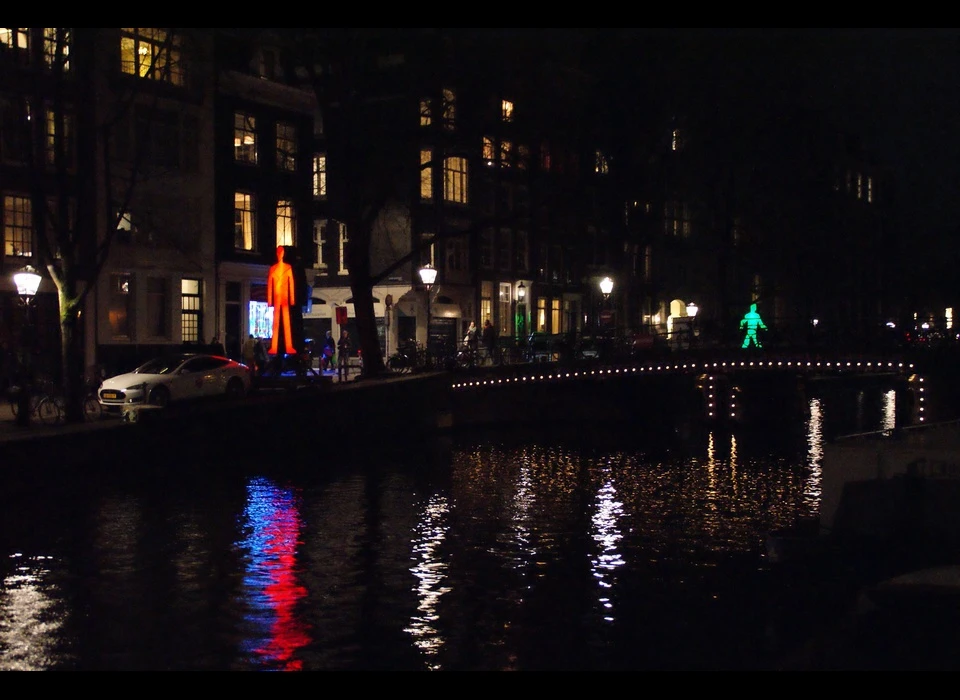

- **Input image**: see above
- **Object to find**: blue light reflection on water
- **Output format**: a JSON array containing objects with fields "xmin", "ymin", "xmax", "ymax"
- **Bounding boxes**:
[{"xmin": 0, "ymin": 380, "xmax": 930, "ymax": 670}]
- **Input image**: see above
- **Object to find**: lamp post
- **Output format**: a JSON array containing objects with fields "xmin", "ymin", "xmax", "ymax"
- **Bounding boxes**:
[
  {"xmin": 418, "ymin": 263, "xmax": 436, "ymax": 357},
  {"xmin": 12, "ymin": 265, "xmax": 41, "ymax": 427},
  {"xmin": 600, "ymin": 276, "xmax": 613, "ymax": 300},
  {"xmin": 599, "ymin": 276, "xmax": 613, "ymax": 334},
  {"xmin": 686, "ymin": 301, "xmax": 698, "ymax": 349},
  {"xmin": 516, "ymin": 281, "xmax": 526, "ymax": 342}
]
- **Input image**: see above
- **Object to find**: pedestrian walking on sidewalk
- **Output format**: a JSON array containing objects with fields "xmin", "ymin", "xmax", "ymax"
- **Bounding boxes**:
[
  {"xmin": 337, "ymin": 329, "xmax": 352, "ymax": 382},
  {"xmin": 482, "ymin": 319, "xmax": 497, "ymax": 365},
  {"xmin": 463, "ymin": 321, "xmax": 479, "ymax": 367},
  {"xmin": 242, "ymin": 334, "xmax": 258, "ymax": 369},
  {"xmin": 321, "ymin": 330, "xmax": 336, "ymax": 372}
]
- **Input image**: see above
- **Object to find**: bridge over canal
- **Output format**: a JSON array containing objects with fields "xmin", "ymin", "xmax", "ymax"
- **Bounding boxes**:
[{"xmin": 446, "ymin": 352, "xmax": 925, "ymax": 434}]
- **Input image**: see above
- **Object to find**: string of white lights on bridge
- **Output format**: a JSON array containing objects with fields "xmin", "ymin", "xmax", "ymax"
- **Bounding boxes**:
[{"xmin": 450, "ymin": 358, "xmax": 915, "ymax": 392}]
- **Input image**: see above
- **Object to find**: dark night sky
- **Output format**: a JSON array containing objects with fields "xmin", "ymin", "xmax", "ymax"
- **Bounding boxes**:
[
  {"xmin": 592, "ymin": 28, "xmax": 960, "ymax": 258},
  {"xmin": 756, "ymin": 29, "xmax": 960, "ymax": 245}
]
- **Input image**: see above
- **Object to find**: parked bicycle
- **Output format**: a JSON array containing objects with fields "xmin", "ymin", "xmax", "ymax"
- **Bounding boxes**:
[
  {"xmin": 387, "ymin": 341, "xmax": 419, "ymax": 374},
  {"xmin": 8, "ymin": 382, "xmax": 103, "ymax": 425},
  {"xmin": 389, "ymin": 340, "xmax": 449, "ymax": 373},
  {"xmin": 8, "ymin": 380, "xmax": 63, "ymax": 426}
]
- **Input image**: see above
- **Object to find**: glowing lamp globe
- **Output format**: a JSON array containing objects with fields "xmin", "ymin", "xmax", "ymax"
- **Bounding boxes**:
[
  {"xmin": 418, "ymin": 263, "xmax": 437, "ymax": 288},
  {"xmin": 599, "ymin": 277, "xmax": 613, "ymax": 297},
  {"xmin": 14, "ymin": 266, "xmax": 41, "ymax": 298}
]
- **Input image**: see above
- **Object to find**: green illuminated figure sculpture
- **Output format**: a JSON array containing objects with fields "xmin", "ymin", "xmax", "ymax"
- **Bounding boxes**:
[{"xmin": 740, "ymin": 302, "xmax": 767, "ymax": 349}]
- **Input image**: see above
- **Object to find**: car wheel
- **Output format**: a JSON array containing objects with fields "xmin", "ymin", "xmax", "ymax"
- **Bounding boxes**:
[
  {"xmin": 225, "ymin": 377, "xmax": 245, "ymax": 399},
  {"xmin": 148, "ymin": 386, "xmax": 170, "ymax": 408}
]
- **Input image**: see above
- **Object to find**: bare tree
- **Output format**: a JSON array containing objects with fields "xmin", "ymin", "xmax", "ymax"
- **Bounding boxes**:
[
  {"xmin": 277, "ymin": 29, "xmax": 516, "ymax": 377},
  {"xmin": 25, "ymin": 28, "xmax": 182, "ymax": 422},
  {"xmin": 281, "ymin": 29, "xmax": 421, "ymax": 378}
]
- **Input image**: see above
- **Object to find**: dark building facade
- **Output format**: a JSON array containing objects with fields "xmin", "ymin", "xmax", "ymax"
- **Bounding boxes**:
[{"xmin": 0, "ymin": 27, "xmax": 905, "ymax": 396}]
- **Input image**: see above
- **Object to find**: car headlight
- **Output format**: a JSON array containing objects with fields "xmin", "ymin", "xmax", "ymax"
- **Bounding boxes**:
[{"xmin": 125, "ymin": 382, "xmax": 147, "ymax": 393}]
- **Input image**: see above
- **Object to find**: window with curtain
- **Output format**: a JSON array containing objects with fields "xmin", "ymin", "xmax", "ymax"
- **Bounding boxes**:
[
  {"xmin": 234, "ymin": 192, "xmax": 256, "ymax": 251},
  {"xmin": 276, "ymin": 200, "xmax": 295, "ymax": 247}
]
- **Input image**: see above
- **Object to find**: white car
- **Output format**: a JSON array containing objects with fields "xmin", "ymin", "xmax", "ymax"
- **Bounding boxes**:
[{"xmin": 98, "ymin": 353, "xmax": 252, "ymax": 412}]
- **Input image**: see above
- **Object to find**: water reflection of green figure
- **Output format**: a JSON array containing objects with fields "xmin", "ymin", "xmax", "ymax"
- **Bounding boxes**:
[{"xmin": 740, "ymin": 302, "xmax": 767, "ymax": 348}]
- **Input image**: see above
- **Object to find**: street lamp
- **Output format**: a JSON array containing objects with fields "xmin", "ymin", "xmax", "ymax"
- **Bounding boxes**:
[
  {"xmin": 685, "ymin": 301, "xmax": 699, "ymax": 349},
  {"xmin": 598, "ymin": 277, "xmax": 613, "ymax": 333},
  {"xmin": 418, "ymin": 263, "xmax": 436, "ymax": 355},
  {"xmin": 516, "ymin": 281, "xmax": 526, "ymax": 341},
  {"xmin": 14, "ymin": 266, "xmax": 42, "ymax": 298},
  {"xmin": 12, "ymin": 265, "xmax": 41, "ymax": 427},
  {"xmin": 599, "ymin": 276, "xmax": 613, "ymax": 300}
]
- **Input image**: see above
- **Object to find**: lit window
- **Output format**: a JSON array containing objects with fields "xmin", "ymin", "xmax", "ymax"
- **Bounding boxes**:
[
  {"xmin": 497, "ymin": 282, "xmax": 510, "ymax": 336},
  {"xmin": 313, "ymin": 219, "xmax": 328, "ymax": 270},
  {"xmin": 867, "ymin": 176, "xmax": 873, "ymax": 204},
  {"xmin": 234, "ymin": 112, "xmax": 257, "ymax": 164},
  {"xmin": 499, "ymin": 139, "xmax": 513, "ymax": 168},
  {"xmin": 501, "ymin": 99, "xmax": 514, "ymax": 122},
  {"xmin": 276, "ymin": 122, "xmax": 297, "ymax": 172},
  {"xmin": 443, "ymin": 156, "xmax": 468, "ymax": 204},
  {"xmin": 116, "ymin": 209, "xmax": 136, "ymax": 245},
  {"xmin": 594, "ymin": 150, "xmax": 609, "ymax": 175},
  {"xmin": 3, "ymin": 194, "xmax": 32, "ymax": 257},
  {"xmin": 671, "ymin": 128, "xmax": 682, "ymax": 151},
  {"xmin": 43, "ymin": 28, "xmax": 70, "ymax": 71},
  {"xmin": 338, "ymin": 222, "xmax": 349, "ymax": 275},
  {"xmin": 420, "ymin": 149, "xmax": 433, "ymax": 199},
  {"xmin": 120, "ymin": 28, "xmax": 184, "ymax": 86},
  {"xmin": 45, "ymin": 105, "xmax": 75, "ymax": 169},
  {"xmin": 856, "ymin": 172, "xmax": 863, "ymax": 200},
  {"xmin": 540, "ymin": 142, "xmax": 551, "ymax": 171},
  {"xmin": 109, "ymin": 273, "xmax": 134, "ymax": 338},
  {"xmin": 276, "ymin": 200, "xmax": 295, "ymax": 247},
  {"xmin": 234, "ymin": 192, "xmax": 256, "ymax": 251},
  {"xmin": 181, "ymin": 278, "xmax": 201, "ymax": 343},
  {"xmin": 482, "ymin": 136, "xmax": 495, "ymax": 166},
  {"xmin": 419, "ymin": 98, "xmax": 432, "ymax": 127},
  {"xmin": 0, "ymin": 28, "xmax": 28, "ymax": 50},
  {"xmin": 313, "ymin": 154, "xmax": 326, "ymax": 197}
]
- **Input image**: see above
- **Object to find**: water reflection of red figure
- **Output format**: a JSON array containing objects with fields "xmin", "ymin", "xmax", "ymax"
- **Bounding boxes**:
[{"xmin": 244, "ymin": 480, "xmax": 310, "ymax": 670}]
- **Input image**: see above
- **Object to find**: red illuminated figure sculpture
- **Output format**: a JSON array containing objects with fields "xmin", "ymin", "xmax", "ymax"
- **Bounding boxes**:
[{"xmin": 267, "ymin": 245, "xmax": 296, "ymax": 356}]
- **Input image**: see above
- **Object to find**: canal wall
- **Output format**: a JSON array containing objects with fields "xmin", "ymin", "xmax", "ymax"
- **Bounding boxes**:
[
  {"xmin": 1, "ymin": 373, "xmax": 452, "ymax": 482},
  {"xmin": 1, "ymin": 363, "xmax": 925, "ymax": 485}
]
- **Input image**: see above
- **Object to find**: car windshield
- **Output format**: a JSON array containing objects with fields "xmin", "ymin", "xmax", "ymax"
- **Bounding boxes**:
[{"xmin": 134, "ymin": 355, "xmax": 189, "ymax": 375}]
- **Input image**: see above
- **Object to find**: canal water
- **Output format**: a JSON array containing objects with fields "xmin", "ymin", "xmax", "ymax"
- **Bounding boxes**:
[{"xmin": 0, "ymin": 376, "xmax": 949, "ymax": 670}]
